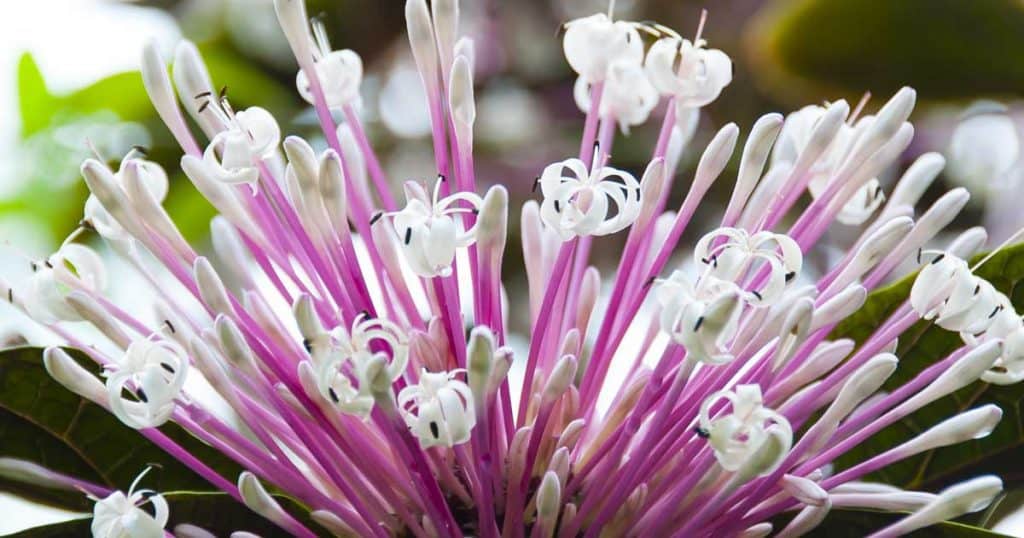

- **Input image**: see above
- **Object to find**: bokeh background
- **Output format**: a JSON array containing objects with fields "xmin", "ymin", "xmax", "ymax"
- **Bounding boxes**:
[{"xmin": 3, "ymin": 0, "xmax": 1024, "ymax": 534}]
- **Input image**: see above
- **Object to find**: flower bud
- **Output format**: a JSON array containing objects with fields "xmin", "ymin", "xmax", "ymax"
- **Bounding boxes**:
[
  {"xmin": 477, "ymin": 185, "xmax": 508, "ymax": 253},
  {"xmin": 781, "ymin": 474, "xmax": 828, "ymax": 506},
  {"xmin": 449, "ymin": 54, "xmax": 475, "ymax": 147},
  {"xmin": 141, "ymin": 40, "xmax": 195, "ymax": 154},
  {"xmin": 542, "ymin": 355, "xmax": 577, "ymax": 404},
  {"xmin": 535, "ymin": 470, "xmax": 561, "ymax": 535},
  {"xmin": 777, "ymin": 499, "xmax": 831, "ymax": 538},
  {"xmin": 468, "ymin": 326, "xmax": 496, "ymax": 402},
  {"xmin": 808, "ymin": 354, "xmax": 897, "ymax": 451},
  {"xmin": 65, "ymin": 291, "xmax": 132, "ymax": 348},
  {"xmin": 726, "ymin": 113, "xmax": 783, "ymax": 223},
  {"xmin": 406, "ymin": 0, "xmax": 440, "ymax": 97},
  {"xmin": 739, "ymin": 523, "xmax": 773, "ymax": 538},
  {"xmin": 238, "ymin": 472, "xmax": 307, "ymax": 535},
  {"xmin": 811, "ymin": 285, "xmax": 866, "ymax": 333},
  {"xmin": 892, "ymin": 404, "xmax": 1001, "ymax": 458},
  {"xmin": 694, "ymin": 123, "xmax": 739, "ymax": 194},
  {"xmin": 311, "ymin": 510, "xmax": 357, "ymax": 537},
  {"xmin": 948, "ymin": 226, "xmax": 988, "ymax": 259},
  {"xmin": 43, "ymin": 347, "xmax": 107, "ymax": 405},
  {"xmin": 900, "ymin": 341, "xmax": 1000, "ymax": 413},
  {"xmin": 194, "ymin": 257, "xmax": 234, "ymax": 315},
  {"xmin": 870, "ymin": 476, "xmax": 1002, "ymax": 538}
]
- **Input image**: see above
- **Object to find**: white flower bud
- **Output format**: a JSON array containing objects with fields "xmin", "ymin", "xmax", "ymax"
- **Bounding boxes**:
[
  {"xmin": 432, "ymin": 0, "xmax": 459, "ymax": 71},
  {"xmin": 870, "ymin": 476, "xmax": 1002, "ymax": 538},
  {"xmin": 725, "ymin": 113, "xmax": 784, "ymax": 223},
  {"xmin": 811, "ymin": 285, "xmax": 866, "ymax": 333},
  {"xmin": 947, "ymin": 101, "xmax": 1019, "ymax": 197},
  {"xmin": 807, "ymin": 354, "xmax": 897, "ymax": 452},
  {"xmin": 536, "ymin": 470, "xmax": 562, "ymax": 535},
  {"xmin": 449, "ymin": 54, "xmax": 476, "ymax": 146},
  {"xmin": 694, "ymin": 123, "xmax": 740, "ymax": 194},
  {"xmin": 777, "ymin": 498, "xmax": 831, "ymax": 538},
  {"xmin": 948, "ymin": 226, "xmax": 988, "ymax": 259},
  {"xmin": 891, "ymin": 405, "xmax": 1001, "ymax": 458},
  {"xmin": 194, "ymin": 257, "xmax": 234, "ymax": 316},
  {"xmin": 477, "ymin": 185, "xmax": 509, "ymax": 254},
  {"xmin": 173, "ymin": 41, "xmax": 222, "ymax": 138},
  {"xmin": 140, "ymin": 40, "xmax": 194, "ymax": 154},
  {"xmin": 738, "ymin": 523, "xmax": 773, "ymax": 538},
  {"xmin": 900, "ymin": 341, "xmax": 1001, "ymax": 413},
  {"xmin": 65, "ymin": 291, "xmax": 132, "ymax": 348},
  {"xmin": 311, "ymin": 510, "xmax": 356, "ymax": 537},
  {"xmin": 781, "ymin": 474, "xmax": 829, "ymax": 506},
  {"xmin": 238, "ymin": 472, "xmax": 300, "ymax": 533},
  {"xmin": 542, "ymin": 355, "xmax": 578, "ymax": 403},
  {"xmin": 406, "ymin": 0, "xmax": 440, "ymax": 96},
  {"xmin": 880, "ymin": 152, "xmax": 944, "ymax": 220},
  {"xmin": 43, "ymin": 347, "xmax": 107, "ymax": 405}
]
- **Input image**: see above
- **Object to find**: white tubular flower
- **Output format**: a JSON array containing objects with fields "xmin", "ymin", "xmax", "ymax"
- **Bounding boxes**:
[
  {"xmin": 105, "ymin": 339, "xmax": 188, "ymax": 429},
  {"xmin": 774, "ymin": 105, "xmax": 885, "ymax": 225},
  {"xmin": 699, "ymin": 384, "xmax": 792, "ymax": 473},
  {"xmin": 693, "ymin": 227, "xmax": 803, "ymax": 306},
  {"xmin": 199, "ymin": 96, "xmax": 280, "ymax": 185},
  {"xmin": 390, "ymin": 178, "xmax": 483, "ymax": 277},
  {"xmin": 92, "ymin": 468, "xmax": 169, "ymax": 538},
  {"xmin": 314, "ymin": 313, "xmax": 409, "ymax": 418},
  {"xmin": 295, "ymin": 18, "xmax": 363, "ymax": 108},
  {"xmin": 657, "ymin": 270, "xmax": 742, "ymax": 364},
  {"xmin": 910, "ymin": 253, "xmax": 1011, "ymax": 341},
  {"xmin": 644, "ymin": 37, "xmax": 732, "ymax": 108},
  {"xmin": 537, "ymin": 158, "xmax": 642, "ymax": 240},
  {"xmin": 84, "ymin": 154, "xmax": 169, "ymax": 242},
  {"xmin": 25, "ymin": 243, "xmax": 107, "ymax": 324},
  {"xmin": 397, "ymin": 368, "xmax": 476, "ymax": 448},
  {"xmin": 562, "ymin": 13, "xmax": 642, "ymax": 83},
  {"xmin": 574, "ymin": 59, "xmax": 658, "ymax": 134}
]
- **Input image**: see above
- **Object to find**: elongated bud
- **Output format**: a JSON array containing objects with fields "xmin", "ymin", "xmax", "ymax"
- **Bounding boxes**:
[
  {"xmin": 487, "ymin": 346, "xmax": 513, "ymax": 397},
  {"xmin": 121, "ymin": 160, "xmax": 189, "ymax": 257},
  {"xmin": 883, "ymin": 152, "xmax": 944, "ymax": 217},
  {"xmin": 432, "ymin": 0, "xmax": 458, "ymax": 70},
  {"xmin": 468, "ymin": 326, "xmax": 496, "ymax": 403},
  {"xmin": 406, "ymin": 0, "xmax": 440, "ymax": 96},
  {"xmin": 454, "ymin": 37, "xmax": 475, "ymax": 70},
  {"xmin": 194, "ymin": 257, "xmax": 234, "ymax": 315},
  {"xmin": 190, "ymin": 337, "xmax": 238, "ymax": 404},
  {"xmin": 739, "ymin": 523, "xmax": 773, "ymax": 538},
  {"xmin": 284, "ymin": 136, "xmax": 319, "ymax": 192},
  {"xmin": 273, "ymin": 0, "xmax": 313, "ymax": 69},
  {"xmin": 870, "ymin": 476, "xmax": 1002, "ymax": 538},
  {"xmin": 948, "ymin": 226, "xmax": 988, "ymax": 259},
  {"xmin": 794, "ymin": 100, "xmax": 848, "ymax": 172},
  {"xmin": 141, "ymin": 40, "xmax": 195, "ymax": 154},
  {"xmin": 311, "ymin": 510, "xmax": 356, "ymax": 537},
  {"xmin": 892, "ymin": 405, "xmax": 1001, "ymax": 458},
  {"xmin": 81, "ymin": 160, "xmax": 139, "ymax": 239},
  {"xmin": 172, "ymin": 41, "xmax": 221, "ymax": 138},
  {"xmin": 900, "ymin": 341, "xmax": 1000, "ymax": 412},
  {"xmin": 636, "ymin": 159, "xmax": 666, "ymax": 228},
  {"xmin": 238, "ymin": 472, "xmax": 308, "ymax": 536},
  {"xmin": 908, "ymin": 188, "xmax": 971, "ymax": 248},
  {"xmin": 215, "ymin": 315, "xmax": 256, "ymax": 369},
  {"xmin": 43, "ymin": 347, "xmax": 107, "ymax": 404},
  {"xmin": 173, "ymin": 525, "xmax": 216, "ymax": 538},
  {"xmin": 65, "ymin": 291, "xmax": 132, "ymax": 348},
  {"xmin": 694, "ymin": 123, "xmax": 739, "ymax": 192},
  {"xmin": 477, "ymin": 185, "xmax": 508, "ymax": 252},
  {"xmin": 781, "ymin": 474, "xmax": 828, "ymax": 506},
  {"xmin": 839, "ymin": 216, "xmax": 913, "ymax": 285},
  {"xmin": 449, "ymin": 54, "xmax": 475, "ymax": 147},
  {"xmin": 727, "ymin": 113, "xmax": 783, "ymax": 221},
  {"xmin": 0, "ymin": 457, "xmax": 93, "ymax": 493},
  {"xmin": 812, "ymin": 285, "xmax": 866, "ymax": 332},
  {"xmin": 293, "ymin": 294, "xmax": 324, "ymax": 344},
  {"xmin": 808, "ymin": 354, "xmax": 897, "ymax": 451},
  {"xmin": 776, "ymin": 339, "xmax": 854, "ymax": 397},
  {"xmin": 859, "ymin": 88, "xmax": 916, "ymax": 155},
  {"xmin": 180, "ymin": 155, "xmax": 259, "ymax": 233},
  {"xmin": 831, "ymin": 491, "xmax": 936, "ymax": 511},
  {"xmin": 535, "ymin": 471, "xmax": 561, "ymax": 536},
  {"xmin": 210, "ymin": 216, "xmax": 253, "ymax": 287},
  {"xmin": 557, "ymin": 419, "xmax": 586, "ymax": 451},
  {"xmin": 773, "ymin": 297, "xmax": 814, "ymax": 370},
  {"xmin": 542, "ymin": 355, "xmax": 577, "ymax": 403},
  {"xmin": 319, "ymin": 150, "xmax": 349, "ymax": 227}
]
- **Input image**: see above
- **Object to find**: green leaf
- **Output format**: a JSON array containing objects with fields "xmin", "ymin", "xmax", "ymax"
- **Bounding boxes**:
[
  {"xmin": 17, "ymin": 53, "xmax": 56, "ymax": 137},
  {"xmin": 799, "ymin": 509, "xmax": 1012, "ymax": 537},
  {"xmin": 0, "ymin": 347, "xmax": 243, "ymax": 511},
  {"xmin": 831, "ymin": 243, "xmax": 1024, "ymax": 490},
  {"xmin": 748, "ymin": 0, "xmax": 1024, "ymax": 102},
  {"xmin": 7, "ymin": 491, "xmax": 312, "ymax": 536}
]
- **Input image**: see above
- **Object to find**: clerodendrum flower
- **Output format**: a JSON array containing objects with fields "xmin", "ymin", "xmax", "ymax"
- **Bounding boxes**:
[{"xmin": 3, "ymin": 0, "xmax": 1019, "ymax": 536}]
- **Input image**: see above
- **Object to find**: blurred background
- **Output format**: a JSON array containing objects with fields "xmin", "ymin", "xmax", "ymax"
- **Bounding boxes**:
[{"xmin": 3, "ymin": 0, "xmax": 1024, "ymax": 534}]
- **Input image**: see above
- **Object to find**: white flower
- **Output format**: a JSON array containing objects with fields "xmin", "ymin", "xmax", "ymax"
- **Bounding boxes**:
[
  {"xmin": 314, "ymin": 313, "xmax": 409, "ymax": 418},
  {"xmin": 105, "ymin": 339, "xmax": 188, "ymax": 429},
  {"xmin": 699, "ymin": 384, "xmax": 792, "ymax": 473},
  {"xmin": 644, "ymin": 37, "xmax": 732, "ymax": 108},
  {"xmin": 562, "ymin": 13, "xmax": 643, "ymax": 83},
  {"xmin": 693, "ymin": 227, "xmax": 803, "ymax": 306},
  {"xmin": 390, "ymin": 178, "xmax": 483, "ymax": 277},
  {"xmin": 24, "ymin": 243, "xmax": 107, "ymax": 324},
  {"xmin": 199, "ymin": 97, "xmax": 280, "ymax": 185},
  {"xmin": 774, "ymin": 105, "xmax": 884, "ymax": 225},
  {"xmin": 947, "ymin": 101, "xmax": 1020, "ymax": 198},
  {"xmin": 910, "ymin": 253, "xmax": 1013, "ymax": 343},
  {"xmin": 657, "ymin": 270, "xmax": 743, "ymax": 364},
  {"xmin": 295, "ymin": 18, "xmax": 363, "ymax": 108},
  {"xmin": 537, "ymin": 158, "xmax": 642, "ymax": 240},
  {"xmin": 84, "ymin": 154, "xmax": 169, "ymax": 242},
  {"xmin": 574, "ymin": 58, "xmax": 659, "ymax": 133},
  {"xmin": 397, "ymin": 368, "xmax": 475, "ymax": 448},
  {"xmin": 92, "ymin": 468, "xmax": 169, "ymax": 538}
]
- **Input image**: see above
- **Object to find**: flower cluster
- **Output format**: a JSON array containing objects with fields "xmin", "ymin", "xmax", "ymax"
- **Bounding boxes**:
[{"xmin": 3, "ymin": 0, "xmax": 1018, "ymax": 536}]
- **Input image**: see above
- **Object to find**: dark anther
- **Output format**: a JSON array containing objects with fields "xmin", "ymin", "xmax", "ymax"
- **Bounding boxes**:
[
  {"xmin": 751, "ymin": 290, "xmax": 763, "ymax": 301},
  {"xmin": 701, "ymin": 257, "xmax": 709, "ymax": 264},
  {"xmin": 404, "ymin": 228, "xmax": 412, "ymax": 245},
  {"xmin": 438, "ymin": 174, "xmax": 446, "ymax": 183},
  {"xmin": 218, "ymin": 85, "xmax": 229, "ymax": 99},
  {"xmin": 990, "ymin": 305, "xmax": 1004, "ymax": 319},
  {"xmin": 194, "ymin": 91, "xmax": 212, "ymax": 100},
  {"xmin": 7, "ymin": 289, "xmax": 12, "ymax": 302},
  {"xmin": 79, "ymin": 219, "xmax": 95, "ymax": 231},
  {"xmin": 785, "ymin": 271, "xmax": 796, "ymax": 282},
  {"xmin": 136, "ymin": 388, "xmax": 148, "ymax": 403},
  {"xmin": 917, "ymin": 248, "xmax": 923, "ymax": 264},
  {"xmin": 303, "ymin": 338, "xmax": 312, "ymax": 353},
  {"xmin": 30, "ymin": 262, "xmax": 37, "ymax": 272},
  {"xmin": 197, "ymin": 100, "xmax": 211, "ymax": 114},
  {"xmin": 161, "ymin": 363, "xmax": 175, "ymax": 374},
  {"xmin": 532, "ymin": 176, "xmax": 541, "ymax": 192},
  {"xmin": 131, "ymin": 145, "xmax": 149, "ymax": 156},
  {"xmin": 164, "ymin": 319, "xmax": 176, "ymax": 334},
  {"xmin": 360, "ymin": 309, "xmax": 371, "ymax": 319},
  {"xmin": 693, "ymin": 316, "xmax": 704, "ymax": 332},
  {"xmin": 695, "ymin": 427, "xmax": 710, "ymax": 438},
  {"xmin": 635, "ymin": 188, "xmax": 641, "ymax": 201},
  {"xmin": 140, "ymin": 491, "xmax": 156, "ymax": 499},
  {"xmin": 593, "ymin": 141, "xmax": 600, "ymax": 157},
  {"xmin": 644, "ymin": 275, "xmax": 657, "ymax": 288},
  {"xmin": 471, "ymin": 208, "xmax": 479, "ymax": 215},
  {"xmin": 369, "ymin": 212, "xmax": 384, "ymax": 226},
  {"xmin": 328, "ymin": 387, "xmax": 340, "ymax": 403},
  {"xmin": 430, "ymin": 421, "xmax": 440, "ymax": 439},
  {"xmin": 44, "ymin": 260, "xmax": 53, "ymax": 269},
  {"xmin": 711, "ymin": 255, "xmax": 718, "ymax": 268},
  {"xmin": 931, "ymin": 253, "xmax": 946, "ymax": 265},
  {"xmin": 554, "ymin": 200, "xmax": 561, "ymax": 213},
  {"xmin": 974, "ymin": 284, "xmax": 981, "ymax": 295}
]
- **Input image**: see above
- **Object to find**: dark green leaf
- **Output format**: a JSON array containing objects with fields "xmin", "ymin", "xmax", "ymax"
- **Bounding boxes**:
[
  {"xmin": 749, "ymin": 0, "xmax": 1024, "ymax": 101},
  {"xmin": 831, "ymin": 243, "xmax": 1024, "ymax": 490},
  {"xmin": 0, "ymin": 347, "xmax": 243, "ymax": 511}
]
